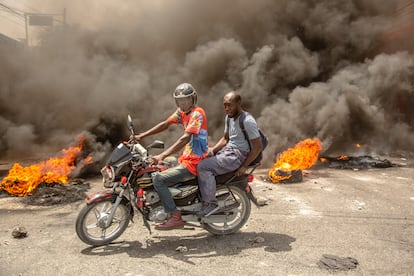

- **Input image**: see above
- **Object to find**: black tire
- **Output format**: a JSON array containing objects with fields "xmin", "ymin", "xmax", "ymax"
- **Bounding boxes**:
[
  {"xmin": 75, "ymin": 199, "xmax": 131, "ymax": 246},
  {"xmin": 204, "ymin": 185, "xmax": 251, "ymax": 235}
]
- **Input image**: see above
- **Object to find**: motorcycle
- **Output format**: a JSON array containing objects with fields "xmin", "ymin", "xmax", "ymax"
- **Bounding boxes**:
[{"xmin": 76, "ymin": 115, "xmax": 264, "ymax": 246}]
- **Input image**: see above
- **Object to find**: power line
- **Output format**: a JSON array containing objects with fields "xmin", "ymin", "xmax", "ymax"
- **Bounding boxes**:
[
  {"xmin": 0, "ymin": 8, "xmax": 25, "ymax": 22},
  {"xmin": 0, "ymin": 3, "xmax": 25, "ymax": 37},
  {"xmin": 0, "ymin": 2, "xmax": 24, "ymax": 17}
]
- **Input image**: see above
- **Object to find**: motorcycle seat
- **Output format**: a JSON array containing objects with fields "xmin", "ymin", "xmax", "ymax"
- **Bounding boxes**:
[
  {"xmin": 175, "ymin": 171, "xmax": 246, "ymax": 187},
  {"xmin": 178, "ymin": 163, "xmax": 259, "ymax": 186},
  {"xmin": 215, "ymin": 172, "xmax": 246, "ymax": 185}
]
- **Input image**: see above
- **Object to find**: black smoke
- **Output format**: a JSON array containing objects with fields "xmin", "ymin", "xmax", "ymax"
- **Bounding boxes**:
[{"xmin": 1, "ymin": 0, "xmax": 413, "ymax": 167}]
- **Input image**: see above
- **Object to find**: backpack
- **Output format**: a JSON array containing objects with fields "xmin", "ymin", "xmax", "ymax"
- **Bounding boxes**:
[{"xmin": 226, "ymin": 111, "xmax": 268, "ymax": 165}]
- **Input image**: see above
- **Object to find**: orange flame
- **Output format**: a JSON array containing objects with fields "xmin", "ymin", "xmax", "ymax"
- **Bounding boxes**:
[
  {"xmin": 355, "ymin": 143, "xmax": 361, "ymax": 148},
  {"xmin": 337, "ymin": 155, "xmax": 349, "ymax": 160},
  {"xmin": 269, "ymin": 138, "xmax": 322, "ymax": 183},
  {"xmin": 0, "ymin": 137, "xmax": 93, "ymax": 197}
]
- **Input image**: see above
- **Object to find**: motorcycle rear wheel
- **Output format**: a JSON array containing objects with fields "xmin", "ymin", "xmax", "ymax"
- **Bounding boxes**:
[
  {"xmin": 75, "ymin": 199, "xmax": 130, "ymax": 246},
  {"xmin": 204, "ymin": 185, "xmax": 251, "ymax": 235}
]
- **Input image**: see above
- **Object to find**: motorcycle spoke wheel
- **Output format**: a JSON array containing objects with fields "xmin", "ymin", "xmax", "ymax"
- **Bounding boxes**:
[
  {"xmin": 76, "ymin": 199, "xmax": 130, "ymax": 246},
  {"xmin": 204, "ymin": 185, "xmax": 251, "ymax": 235}
]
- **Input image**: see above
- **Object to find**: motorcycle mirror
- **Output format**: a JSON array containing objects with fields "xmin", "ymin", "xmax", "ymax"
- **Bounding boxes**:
[
  {"xmin": 146, "ymin": 140, "xmax": 164, "ymax": 149},
  {"xmin": 127, "ymin": 115, "xmax": 134, "ymax": 134}
]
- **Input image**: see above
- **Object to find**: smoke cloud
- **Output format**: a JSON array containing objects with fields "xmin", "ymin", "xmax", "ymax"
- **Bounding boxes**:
[{"xmin": 1, "ymin": 0, "xmax": 413, "ymax": 166}]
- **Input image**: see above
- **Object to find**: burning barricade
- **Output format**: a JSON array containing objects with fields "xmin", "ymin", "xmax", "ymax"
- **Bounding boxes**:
[
  {"xmin": 267, "ymin": 138, "xmax": 398, "ymax": 184},
  {"xmin": 319, "ymin": 142, "xmax": 396, "ymax": 169},
  {"xmin": 268, "ymin": 138, "xmax": 322, "ymax": 183},
  {"xmin": 319, "ymin": 155, "xmax": 395, "ymax": 169},
  {"xmin": 0, "ymin": 136, "xmax": 93, "ymax": 199}
]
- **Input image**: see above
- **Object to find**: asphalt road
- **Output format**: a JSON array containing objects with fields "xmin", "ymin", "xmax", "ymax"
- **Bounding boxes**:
[{"xmin": 0, "ymin": 157, "xmax": 413, "ymax": 276}]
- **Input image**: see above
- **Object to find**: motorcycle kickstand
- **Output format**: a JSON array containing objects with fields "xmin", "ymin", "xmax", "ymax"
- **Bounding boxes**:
[{"xmin": 131, "ymin": 204, "xmax": 152, "ymax": 234}]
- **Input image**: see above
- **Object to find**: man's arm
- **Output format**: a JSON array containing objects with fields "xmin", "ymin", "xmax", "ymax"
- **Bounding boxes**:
[
  {"xmin": 135, "ymin": 120, "xmax": 171, "ymax": 140},
  {"xmin": 235, "ymin": 137, "xmax": 262, "ymax": 176},
  {"xmin": 209, "ymin": 133, "xmax": 229, "ymax": 156},
  {"xmin": 153, "ymin": 132, "xmax": 192, "ymax": 161}
]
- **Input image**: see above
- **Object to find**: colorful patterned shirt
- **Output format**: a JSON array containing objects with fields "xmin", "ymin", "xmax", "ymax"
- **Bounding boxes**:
[{"xmin": 167, "ymin": 106, "xmax": 208, "ymax": 175}]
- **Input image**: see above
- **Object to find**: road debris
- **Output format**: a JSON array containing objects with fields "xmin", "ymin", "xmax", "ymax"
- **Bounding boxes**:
[
  {"xmin": 175, "ymin": 245, "xmax": 188, "ymax": 252},
  {"xmin": 318, "ymin": 254, "xmax": 359, "ymax": 271},
  {"xmin": 12, "ymin": 227, "xmax": 28, "ymax": 239}
]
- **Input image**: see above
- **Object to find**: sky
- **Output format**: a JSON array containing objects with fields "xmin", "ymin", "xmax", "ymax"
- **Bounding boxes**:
[
  {"xmin": 1, "ymin": 0, "xmax": 413, "ymax": 168},
  {"xmin": 0, "ymin": 0, "xmax": 35, "ymax": 39}
]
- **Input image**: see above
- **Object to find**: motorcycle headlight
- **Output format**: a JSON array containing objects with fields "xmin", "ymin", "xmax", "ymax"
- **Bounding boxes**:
[{"xmin": 101, "ymin": 165, "xmax": 115, "ymax": 186}]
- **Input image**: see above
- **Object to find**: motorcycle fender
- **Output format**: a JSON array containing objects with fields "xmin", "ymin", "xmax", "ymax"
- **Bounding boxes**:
[
  {"xmin": 85, "ymin": 190, "xmax": 116, "ymax": 204},
  {"xmin": 85, "ymin": 191, "xmax": 135, "ymax": 220}
]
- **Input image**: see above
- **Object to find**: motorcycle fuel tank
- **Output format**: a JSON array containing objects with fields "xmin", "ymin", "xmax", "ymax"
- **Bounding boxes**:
[{"xmin": 107, "ymin": 143, "xmax": 133, "ymax": 165}]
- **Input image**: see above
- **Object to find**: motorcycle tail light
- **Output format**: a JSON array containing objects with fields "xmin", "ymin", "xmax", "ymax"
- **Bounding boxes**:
[
  {"xmin": 121, "ymin": 176, "xmax": 128, "ymax": 185},
  {"xmin": 247, "ymin": 174, "xmax": 254, "ymax": 182}
]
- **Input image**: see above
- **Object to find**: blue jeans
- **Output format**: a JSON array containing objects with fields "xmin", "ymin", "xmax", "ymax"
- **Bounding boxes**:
[
  {"xmin": 197, "ymin": 146, "xmax": 248, "ymax": 204},
  {"xmin": 152, "ymin": 165, "xmax": 195, "ymax": 213}
]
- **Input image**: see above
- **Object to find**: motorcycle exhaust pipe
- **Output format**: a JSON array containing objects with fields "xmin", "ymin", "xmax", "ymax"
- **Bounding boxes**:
[
  {"xmin": 245, "ymin": 174, "xmax": 267, "ymax": 207},
  {"xmin": 245, "ymin": 184, "xmax": 266, "ymax": 207}
]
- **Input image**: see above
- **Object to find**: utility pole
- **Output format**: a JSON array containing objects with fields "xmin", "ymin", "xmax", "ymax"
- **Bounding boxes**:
[{"xmin": 24, "ymin": 13, "xmax": 29, "ymax": 47}]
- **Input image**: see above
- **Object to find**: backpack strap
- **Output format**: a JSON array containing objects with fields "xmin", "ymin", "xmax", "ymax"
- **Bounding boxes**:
[
  {"xmin": 238, "ymin": 111, "xmax": 252, "ymax": 151},
  {"xmin": 226, "ymin": 115, "xmax": 230, "ymax": 136}
]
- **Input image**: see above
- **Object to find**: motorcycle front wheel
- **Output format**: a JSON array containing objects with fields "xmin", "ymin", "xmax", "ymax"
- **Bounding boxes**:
[
  {"xmin": 75, "ymin": 199, "xmax": 131, "ymax": 246},
  {"xmin": 204, "ymin": 185, "xmax": 251, "ymax": 235}
]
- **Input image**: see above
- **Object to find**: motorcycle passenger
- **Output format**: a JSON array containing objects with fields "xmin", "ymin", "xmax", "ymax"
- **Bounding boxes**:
[
  {"xmin": 197, "ymin": 91, "xmax": 262, "ymax": 217},
  {"xmin": 133, "ymin": 83, "xmax": 208, "ymax": 230}
]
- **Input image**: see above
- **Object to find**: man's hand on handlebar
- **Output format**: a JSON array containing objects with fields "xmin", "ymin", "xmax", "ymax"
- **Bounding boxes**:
[
  {"xmin": 150, "ymin": 154, "xmax": 164, "ymax": 166},
  {"xmin": 129, "ymin": 134, "xmax": 143, "ymax": 142}
]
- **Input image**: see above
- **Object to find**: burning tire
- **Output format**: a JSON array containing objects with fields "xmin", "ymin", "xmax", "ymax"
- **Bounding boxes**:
[
  {"xmin": 75, "ymin": 199, "xmax": 131, "ymax": 246},
  {"xmin": 204, "ymin": 185, "xmax": 251, "ymax": 235}
]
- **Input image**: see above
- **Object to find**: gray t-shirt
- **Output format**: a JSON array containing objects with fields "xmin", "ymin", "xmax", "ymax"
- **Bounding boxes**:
[{"xmin": 224, "ymin": 113, "xmax": 260, "ymax": 153}]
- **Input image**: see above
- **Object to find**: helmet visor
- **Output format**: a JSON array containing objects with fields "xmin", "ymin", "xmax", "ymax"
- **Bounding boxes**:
[{"xmin": 175, "ymin": 97, "xmax": 193, "ymax": 113}]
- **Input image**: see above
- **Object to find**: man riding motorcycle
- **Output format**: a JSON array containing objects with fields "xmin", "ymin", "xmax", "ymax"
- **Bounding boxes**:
[
  {"xmin": 197, "ymin": 91, "xmax": 263, "ymax": 217},
  {"xmin": 132, "ymin": 83, "xmax": 208, "ymax": 230},
  {"xmin": 75, "ymin": 93, "xmax": 265, "ymax": 245}
]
